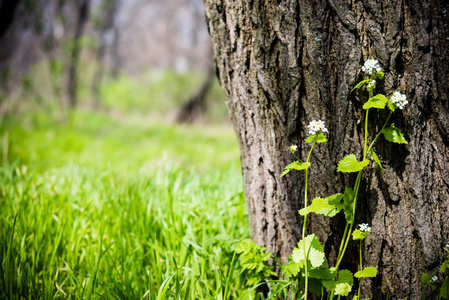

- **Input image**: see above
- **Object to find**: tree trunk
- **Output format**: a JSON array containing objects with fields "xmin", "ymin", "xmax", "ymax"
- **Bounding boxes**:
[
  {"xmin": 90, "ymin": 0, "xmax": 119, "ymax": 109},
  {"xmin": 203, "ymin": 0, "xmax": 449, "ymax": 298},
  {"xmin": 175, "ymin": 66, "xmax": 215, "ymax": 123},
  {"xmin": 67, "ymin": 0, "xmax": 90, "ymax": 108}
]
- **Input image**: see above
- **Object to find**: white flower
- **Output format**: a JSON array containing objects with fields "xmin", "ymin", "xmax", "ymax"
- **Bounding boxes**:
[
  {"xmin": 290, "ymin": 145, "xmax": 298, "ymax": 153},
  {"xmin": 367, "ymin": 80, "xmax": 376, "ymax": 89},
  {"xmin": 361, "ymin": 59, "xmax": 382, "ymax": 74},
  {"xmin": 358, "ymin": 223, "xmax": 371, "ymax": 232},
  {"xmin": 391, "ymin": 91, "xmax": 408, "ymax": 110},
  {"xmin": 431, "ymin": 275, "xmax": 438, "ymax": 283},
  {"xmin": 307, "ymin": 120, "xmax": 328, "ymax": 136},
  {"xmin": 446, "ymin": 243, "xmax": 449, "ymax": 248}
]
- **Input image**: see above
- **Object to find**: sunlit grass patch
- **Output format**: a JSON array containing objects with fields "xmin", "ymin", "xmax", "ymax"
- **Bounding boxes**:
[
  {"xmin": 1, "ymin": 110, "xmax": 240, "ymax": 173},
  {"xmin": 0, "ymin": 111, "xmax": 258, "ymax": 299}
]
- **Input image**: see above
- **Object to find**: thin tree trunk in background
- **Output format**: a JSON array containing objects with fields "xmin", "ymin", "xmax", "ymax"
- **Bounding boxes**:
[
  {"xmin": 203, "ymin": 0, "xmax": 449, "ymax": 298},
  {"xmin": 110, "ymin": 16, "xmax": 121, "ymax": 78},
  {"xmin": 91, "ymin": 0, "xmax": 118, "ymax": 109},
  {"xmin": 67, "ymin": 0, "xmax": 89, "ymax": 108},
  {"xmin": 175, "ymin": 67, "xmax": 215, "ymax": 123}
]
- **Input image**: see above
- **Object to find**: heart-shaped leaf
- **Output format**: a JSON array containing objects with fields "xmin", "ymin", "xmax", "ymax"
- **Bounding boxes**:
[
  {"xmin": 281, "ymin": 161, "xmax": 311, "ymax": 177},
  {"xmin": 363, "ymin": 94, "xmax": 388, "ymax": 110},
  {"xmin": 355, "ymin": 267, "xmax": 378, "ymax": 278},
  {"xmin": 337, "ymin": 154, "xmax": 369, "ymax": 173},
  {"xmin": 382, "ymin": 124, "xmax": 408, "ymax": 144}
]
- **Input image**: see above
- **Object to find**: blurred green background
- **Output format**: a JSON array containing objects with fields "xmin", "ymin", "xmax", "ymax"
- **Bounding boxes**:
[{"xmin": 0, "ymin": 0, "xmax": 263, "ymax": 298}]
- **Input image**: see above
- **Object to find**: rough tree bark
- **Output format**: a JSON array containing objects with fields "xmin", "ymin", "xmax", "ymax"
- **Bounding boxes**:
[{"xmin": 203, "ymin": 0, "xmax": 449, "ymax": 298}]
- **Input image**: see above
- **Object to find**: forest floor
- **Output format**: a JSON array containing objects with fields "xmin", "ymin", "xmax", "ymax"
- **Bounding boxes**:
[{"xmin": 0, "ymin": 110, "xmax": 260, "ymax": 299}]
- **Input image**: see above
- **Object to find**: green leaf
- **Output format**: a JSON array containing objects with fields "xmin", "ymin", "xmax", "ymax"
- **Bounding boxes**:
[
  {"xmin": 343, "ymin": 187, "xmax": 355, "ymax": 224},
  {"xmin": 309, "ymin": 267, "xmax": 338, "ymax": 280},
  {"xmin": 326, "ymin": 193, "xmax": 345, "ymax": 206},
  {"xmin": 323, "ymin": 269, "xmax": 354, "ymax": 296},
  {"xmin": 337, "ymin": 154, "xmax": 369, "ymax": 173},
  {"xmin": 362, "ymin": 94, "xmax": 388, "ymax": 110},
  {"xmin": 322, "ymin": 193, "xmax": 345, "ymax": 217},
  {"xmin": 299, "ymin": 194, "xmax": 344, "ymax": 217},
  {"xmin": 441, "ymin": 278, "xmax": 448, "ymax": 299},
  {"xmin": 387, "ymin": 98, "xmax": 396, "ymax": 111},
  {"xmin": 440, "ymin": 260, "xmax": 448, "ymax": 273},
  {"xmin": 281, "ymin": 161, "xmax": 311, "ymax": 177},
  {"xmin": 351, "ymin": 79, "xmax": 371, "ymax": 92},
  {"xmin": 421, "ymin": 272, "xmax": 432, "ymax": 287},
  {"xmin": 305, "ymin": 132, "xmax": 327, "ymax": 144},
  {"xmin": 334, "ymin": 283, "xmax": 352, "ymax": 296},
  {"xmin": 376, "ymin": 72, "xmax": 385, "ymax": 79},
  {"xmin": 299, "ymin": 198, "xmax": 329, "ymax": 216},
  {"xmin": 370, "ymin": 149, "xmax": 384, "ymax": 173},
  {"xmin": 355, "ymin": 267, "xmax": 378, "ymax": 278},
  {"xmin": 382, "ymin": 124, "xmax": 408, "ymax": 144},
  {"xmin": 292, "ymin": 234, "xmax": 325, "ymax": 268},
  {"xmin": 286, "ymin": 262, "xmax": 301, "ymax": 277},
  {"xmin": 352, "ymin": 229, "xmax": 368, "ymax": 240},
  {"xmin": 308, "ymin": 278, "xmax": 325, "ymax": 297}
]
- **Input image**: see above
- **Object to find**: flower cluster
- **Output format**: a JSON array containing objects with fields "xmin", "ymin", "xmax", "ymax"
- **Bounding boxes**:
[
  {"xmin": 358, "ymin": 223, "xmax": 371, "ymax": 232},
  {"xmin": 290, "ymin": 145, "xmax": 298, "ymax": 153},
  {"xmin": 307, "ymin": 120, "xmax": 328, "ymax": 136},
  {"xmin": 391, "ymin": 91, "xmax": 408, "ymax": 110},
  {"xmin": 361, "ymin": 59, "xmax": 382, "ymax": 74},
  {"xmin": 367, "ymin": 80, "xmax": 376, "ymax": 89}
]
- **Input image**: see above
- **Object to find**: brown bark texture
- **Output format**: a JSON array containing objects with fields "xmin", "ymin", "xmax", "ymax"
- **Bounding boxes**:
[{"xmin": 203, "ymin": 0, "xmax": 449, "ymax": 298}]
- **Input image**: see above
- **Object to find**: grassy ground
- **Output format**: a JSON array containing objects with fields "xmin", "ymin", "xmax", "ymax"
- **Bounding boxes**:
[{"xmin": 0, "ymin": 111, "xmax": 258, "ymax": 299}]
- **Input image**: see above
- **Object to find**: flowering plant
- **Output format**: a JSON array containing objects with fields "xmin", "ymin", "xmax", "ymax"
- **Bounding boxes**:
[{"xmin": 277, "ymin": 59, "xmax": 409, "ymax": 299}]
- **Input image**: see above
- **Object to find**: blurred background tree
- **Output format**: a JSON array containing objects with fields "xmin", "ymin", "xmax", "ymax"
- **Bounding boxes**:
[{"xmin": 0, "ymin": 0, "xmax": 223, "ymax": 123}]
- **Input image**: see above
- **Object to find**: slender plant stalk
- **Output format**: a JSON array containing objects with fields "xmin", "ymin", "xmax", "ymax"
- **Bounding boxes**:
[
  {"xmin": 367, "ymin": 111, "xmax": 393, "ymax": 154},
  {"xmin": 335, "ymin": 103, "xmax": 371, "ymax": 269},
  {"xmin": 336, "ymin": 223, "xmax": 349, "ymax": 260},
  {"xmin": 364, "ymin": 109, "xmax": 369, "ymax": 158},
  {"xmin": 334, "ymin": 79, "xmax": 395, "ymax": 300},
  {"xmin": 302, "ymin": 140, "xmax": 317, "ymax": 300},
  {"xmin": 357, "ymin": 239, "xmax": 363, "ymax": 298},
  {"xmin": 335, "ymin": 171, "xmax": 361, "ymax": 269}
]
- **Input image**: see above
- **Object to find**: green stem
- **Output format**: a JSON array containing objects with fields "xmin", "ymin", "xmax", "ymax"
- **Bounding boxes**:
[
  {"xmin": 335, "ymin": 105, "xmax": 369, "ymax": 269},
  {"xmin": 302, "ymin": 140, "xmax": 316, "ymax": 300},
  {"xmin": 336, "ymin": 223, "xmax": 349, "ymax": 260},
  {"xmin": 367, "ymin": 111, "xmax": 393, "ymax": 154},
  {"xmin": 359, "ymin": 240, "xmax": 363, "ymax": 272},
  {"xmin": 357, "ymin": 239, "xmax": 363, "ymax": 299},
  {"xmin": 293, "ymin": 152, "xmax": 304, "ymax": 163},
  {"xmin": 335, "ymin": 171, "xmax": 362, "ymax": 269},
  {"xmin": 363, "ymin": 109, "xmax": 369, "ymax": 159}
]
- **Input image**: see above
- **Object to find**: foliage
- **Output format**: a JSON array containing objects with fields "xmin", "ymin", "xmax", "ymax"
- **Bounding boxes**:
[
  {"xmin": 281, "ymin": 161, "xmax": 310, "ymax": 177},
  {"xmin": 421, "ymin": 245, "xmax": 449, "ymax": 299},
  {"xmin": 248, "ymin": 59, "xmax": 413, "ymax": 299},
  {"xmin": 337, "ymin": 154, "xmax": 369, "ymax": 173},
  {"xmin": 382, "ymin": 124, "xmax": 408, "ymax": 144},
  {"xmin": 292, "ymin": 234, "xmax": 326, "ymax": 269},
  {"xmin": 14, "ymin": 61, "xmax": 228, "ymax": 125},
  {"xmin": 354, "ymin": 267, "xmax": 378, "ymax": 278},
  {"xmin": 234, "ymin": 239, "xmax": 276, "ymax": 287},
  {"xmin": 0, "ymin": 111, "xmax": 263, "ymax": 299},
  {"xmin": 98, "ymin": 70, "xmax": 227, "ymax": 122}
]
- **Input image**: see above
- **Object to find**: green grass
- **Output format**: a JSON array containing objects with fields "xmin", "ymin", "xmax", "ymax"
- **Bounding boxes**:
[{"xmin": 0, "ymin": 111, "xmax": 259, "ymax": 299}]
